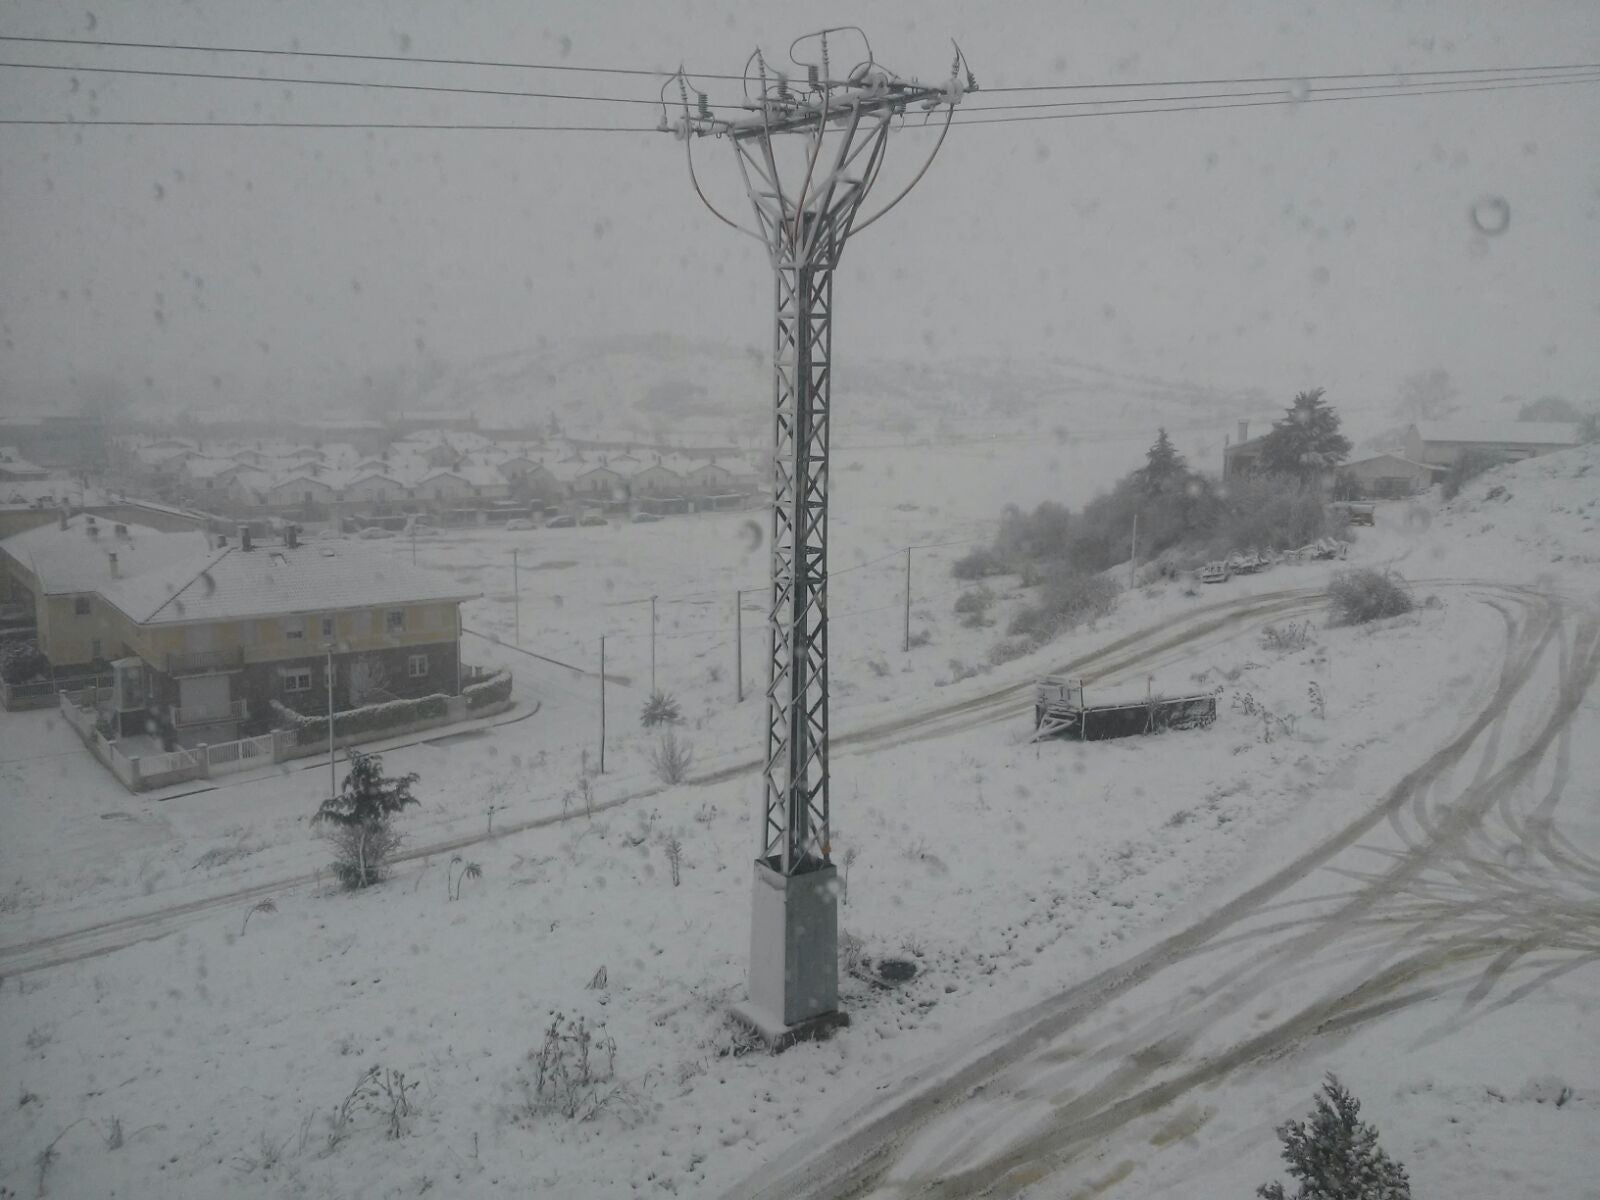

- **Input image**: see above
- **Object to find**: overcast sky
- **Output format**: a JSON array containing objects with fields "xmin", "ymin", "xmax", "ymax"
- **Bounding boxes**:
[{"xmin": 1, "ymin": 0, "xmax": 1597, "ymax": 421}]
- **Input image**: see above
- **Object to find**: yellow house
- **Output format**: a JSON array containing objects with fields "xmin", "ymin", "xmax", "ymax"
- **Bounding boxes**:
[
  {"xmin": 0, "ymin": 513, "xmax": 211, "ymax": 670},
  {"xmin": 96, "ymin": 525, "xmax": 480, "ymax": 741}
]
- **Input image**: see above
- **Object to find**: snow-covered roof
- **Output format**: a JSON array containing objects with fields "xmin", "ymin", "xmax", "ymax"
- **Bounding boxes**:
[
  {"xmin": 1343, "ymin": 452, "xmax": 1439, "ymax": 471},
  {"xmin": 0, "ymin": 516, "xmax": 212, "ymax": 595},
  {"xmin": 1413, "ymin": 421, "xmax": 1580, "ymax": 447},
  {"xmin": 182, "ymin": 456, "xmax": 244, "ymax": 480},
  {"xmin": 102, "ymin": 539, "xmax": 479, "ymax": 626}
]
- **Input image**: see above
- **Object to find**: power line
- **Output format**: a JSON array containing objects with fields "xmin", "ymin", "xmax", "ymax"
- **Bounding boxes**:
[
  {"xmin": 979, "ymin": 60, "xmax": 1600, "ymax": 93},
  {"xmin": 0, "ymin": 31, "xmax": 749, "ymax": 81},
  {"xmin": 8, "ymin": 72, "xmax": 1592, "ymax": 133},
  {"xmin": 0, "ymin": 57, "xmax": 698, "ymax": 108},
  {"xmin": 947, "ymin": 72, "xmax": 1600, "ymax": 127},
  {"xmin": 958, "ymin": 68, "xmax": 1600, "ymax": 115},
  {"xmin": 0, "ymin": 118, "xmax": 658, "ymax": 131},
  {"xmin": 5, "ymin": 33, "xmax": 1594, "ymax": 94}
]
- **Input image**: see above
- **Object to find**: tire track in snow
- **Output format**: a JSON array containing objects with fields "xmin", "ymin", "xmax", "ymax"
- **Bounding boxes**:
[{"xmin": 728, "ymin": 584, "xmax": 1600, "ymax": 1200}]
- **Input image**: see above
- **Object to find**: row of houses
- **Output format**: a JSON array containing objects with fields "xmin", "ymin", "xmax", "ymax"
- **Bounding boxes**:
[
  {"xmin": 121, "ymin": 434, "xmax": 763, "ymax": 517},
  {"xmin": 1224, "ymin": 420, "xmax": 1584, "ymax": 496},
  {"xmin": 0, "ymin": 513, "xmax": 484, "ymax": 751}
]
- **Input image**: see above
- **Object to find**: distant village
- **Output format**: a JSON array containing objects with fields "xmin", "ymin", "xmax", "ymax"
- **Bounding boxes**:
[{"xmin": 0, "ymin": 411, "xmax": 765, "ymax": 794}]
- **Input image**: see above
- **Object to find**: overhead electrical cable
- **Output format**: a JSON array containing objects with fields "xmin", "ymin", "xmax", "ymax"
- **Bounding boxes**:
[
  {"xmin": 3, "ymin": 32, "xmax": 1597, "ymax": 95},
  {"xmin": 6, "ymin": 71, "xmax": 1594, "ymax": 132},
  {"xmin": 945, "ymin": 71, "xmax": 1600, "ymax": 126},
  {"xmin": 0, "ymin": 31, "xmax": 751, "ymax": 81},
  {"xmin": 0, "ymin": 57, "xmax": 749, "ymax": 109}
]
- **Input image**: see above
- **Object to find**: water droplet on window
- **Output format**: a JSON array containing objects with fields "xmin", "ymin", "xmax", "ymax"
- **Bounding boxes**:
[
  {"xmin": 1469, "ymin": 195, "xmax": 1510, "ymax": 236},
  {"xmin": 1287, "ymin": 79, "xmax": 1311, "ymax": 102}
]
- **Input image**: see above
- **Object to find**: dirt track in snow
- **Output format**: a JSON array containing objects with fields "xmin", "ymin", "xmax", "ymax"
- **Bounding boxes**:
[
  {"xmin": 725, "ymin": 582, "xmax": 1600, "ymax": 1199},
  {"xmin": 0, "ymin": 586, "xmax": 1328, "ymax": 977}
]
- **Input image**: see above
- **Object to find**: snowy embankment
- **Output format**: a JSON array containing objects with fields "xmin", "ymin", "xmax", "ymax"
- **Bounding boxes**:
[{"xmin": 1, "ymin": 444, "xmax": 1596, "ymax": 1199}]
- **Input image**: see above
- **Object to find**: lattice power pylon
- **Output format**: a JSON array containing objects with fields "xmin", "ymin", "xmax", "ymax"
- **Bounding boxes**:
[{"xmin": 665, "ymin": 28, "xmax": 973, "ymax": 1044}]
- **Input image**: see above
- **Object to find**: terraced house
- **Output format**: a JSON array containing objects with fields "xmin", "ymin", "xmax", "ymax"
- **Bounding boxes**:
[
  {"xmin": 1, "ymin": 516, "xmax": 482, "ymax": 746},
  {"xmin": 94, "ymin": 525, "xmax": 480, "ymax": 744}
]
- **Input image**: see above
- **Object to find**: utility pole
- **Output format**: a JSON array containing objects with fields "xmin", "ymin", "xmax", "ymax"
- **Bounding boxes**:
[
  {"xmin": 1129, "ymin": 512, "xmax": 1139, "ymax": 590},
  {"xmin": 666, "ymin": 29, "xmax": 973, "ymax": 1046},
  {"xmin": 325, "ymin": 643, "xmax": 336, "ymax": 802},
  {"xmin": 410, "ymin": 523, "xmax": 416, "ymax": 566},
  {"xmin": 512, "ymin": 549, "xmax": 520, "ymax": 648},
  {"xmin": 598, "ymin": 635, "xmax": 606, "ymax": 774},
  {"xmin": 903, "ymin": 546, "xmax": 913, "ymax": 653},
  {"xmin": 649, "ymin": 594, "xmax": 658, "ymax": 694},
  {"xmin": 734, "ymin": 588, "xmax": 744, "ymax": 703}
]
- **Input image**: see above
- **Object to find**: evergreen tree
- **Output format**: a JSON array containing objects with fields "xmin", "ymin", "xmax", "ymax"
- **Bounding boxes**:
[
  {"xmin": 1259, "ymin": 389, "xmax": 1352, "ymax": 482},
  {"xmin": 1257, "ymin": 1074, "xmax": 1410, "ymax": 1200},
  {"xmin": 312, "ymin": 752, "xmax": 420, "ymax": 888},
  {"xmin": 1140, "ymin": 428, "xmax": 1189, "ymax": 495}
]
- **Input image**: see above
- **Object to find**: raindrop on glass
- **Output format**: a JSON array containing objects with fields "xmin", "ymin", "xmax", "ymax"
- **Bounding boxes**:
[
  {"xmin": 1287, "ymin": 79, "xmax": 1311, "ymax": 102},
  {"xmin": 1469, "ymin": 195, "xmax": 1510, "ymax": 236}
]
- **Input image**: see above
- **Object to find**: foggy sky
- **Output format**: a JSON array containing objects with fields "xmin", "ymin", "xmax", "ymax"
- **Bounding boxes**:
[{"xmin": 1, "ymin": 0, "xmax": 1597, "ymax": 423}]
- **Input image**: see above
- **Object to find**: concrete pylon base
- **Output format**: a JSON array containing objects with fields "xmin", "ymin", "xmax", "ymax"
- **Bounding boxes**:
[{"xmin": 733, "ymin": 857, "xmax": 847, "ymax": 1051}]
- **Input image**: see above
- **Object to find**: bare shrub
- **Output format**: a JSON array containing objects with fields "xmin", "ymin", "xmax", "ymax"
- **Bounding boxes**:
[
  {"xmin": 953, "ymin": 586, "xmax": 995, "ymax": 627},
  {"xmin": 906, "ymin": 628, "xmax": 933, "ymax": 649},
  {"xmin": 240, "ymin": 898, "xmax": 277, "ymax": 936},
  {"xmin": 650, "ymin": 730, "xmax": 694, "ymax": 785},
  {"xmin": 987, "ymin": 637, "xmax": 1035, "ymax": 666},
  {"xmin": 1327, "ymin": 569, "xmax": 1414, "ymax": 625},
  {"xmin": 663, "ymin": 834, "xmax": 683, "ymax": 886},
  {"xmin": 639, "ymin": 690, "xmax": 681, "ymax": 727},
  {"xmin": 1007, "ymin": 568, "xmax": 1117, "ymax": 642},
  {"xmin": 951, "ymin": 545, "xmax": 1009, "ymax": 580},
  {"xmin": 324, "ymin": 1064, "xmax": 418, "ymax": 1150},
  {"xmin": 1259, "ymin": 621, "xmax": 1312, "ymax": 652},
  {"xmin": 522, "ymin": 1012, "xmax": 626, "ymax": 1122}
]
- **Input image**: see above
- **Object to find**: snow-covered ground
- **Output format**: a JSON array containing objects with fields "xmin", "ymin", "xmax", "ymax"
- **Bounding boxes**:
[{"xmin": 1, "ymin": 443, "xmax": 1596, "ymax": 1199}]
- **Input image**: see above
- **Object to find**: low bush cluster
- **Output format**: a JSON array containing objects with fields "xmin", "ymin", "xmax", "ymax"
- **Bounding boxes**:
[
  {"xmin": 0, "ymin": 638, "xmax": 48, "ymax": 685},
  {"xmin": 273, "ymin": 693, "xmax": 451, "ymax": 746},
  {"xmin": 463, "ymin": 669, "xmax": 513, "ymax": 710},
  {"xmin": 953, "ymin": 585, "xmax": 995, "ymax": 627},
  {"xmin": 1327, "ymin": 569, "xmax": 1414, "ymax": 625},
  {"xmin": 1006, "ymin": 569, "xmax": 1117, "ymax": 641}
]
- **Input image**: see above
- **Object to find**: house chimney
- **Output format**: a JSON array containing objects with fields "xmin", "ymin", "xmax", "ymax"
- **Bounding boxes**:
[
  {"xmin": 1237, "ymin": 420, "xmax": 1249, "ymax": 444},
  {"xmin": 108, "ymin": 551, "xmax": 119, "ymax": 578},
  {"xmin": 239, "ymin": 524, "xmax": 252, "ymax": 552},
  {"xmin": 285, "ymin": 523, "xmax": 299, "ymax": 549}
]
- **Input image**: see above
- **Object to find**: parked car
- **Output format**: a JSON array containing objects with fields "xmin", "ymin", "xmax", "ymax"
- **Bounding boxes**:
[
  {"xmin": 631, "ymin": 511, "xmax": 662, "ymax": 524},
  {"xmin": 545, "ymin": 514, "xmax": 576, "ymax": 528},
  {"xmin": 579, "ymin": 513, "xmax": 608, "ymax": 527},
  {"xmin": 505, "ymin": 518, "xmax": 534, "ymax": 530},
  {"xmin": 1331, "ymin": 500, "xmax": 1376, "ymax": 526},
  {"xmin": 1199, "ymin": 560, "xmax": 1231, "ymax": 584},
  {"xmin": 358, "ymin": 525, "xmax": 395, "ymax": 539}
]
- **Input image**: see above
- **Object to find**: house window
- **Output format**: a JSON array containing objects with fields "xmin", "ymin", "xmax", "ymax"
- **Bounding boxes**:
[
  {"xmin": 283, "ymin": 669, "xmax": 313, "ymax": 693},
  {"xmin": 74, "ymin": 595, "xmax": 91, "ymax": 616},
  {"xmin": 386, "ymin": 609, "xmax": 405, "ymax": 633},
  {"xmin": 321, "ymin": 616, "xmax": 335, "ymax": 639},
  {"xmin": 283, "ymin": 618, "xmax": 305, "ymax": 640},
  {"xmin": 407, "ymin": 653, "xmax": 429, "ymax": 679},
  {"xmin": 90, "ymin": 639, "xmax": 102, "ymax": 661}
]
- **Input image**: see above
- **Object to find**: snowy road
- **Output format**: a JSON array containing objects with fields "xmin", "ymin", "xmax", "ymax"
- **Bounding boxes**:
[
  {"xmin": 727, "ymin": 583, "xmax": 1600, "ymax": 1199},
  {"xmin": 0, "ymin": 586, "xmax": 1327, "ymax": 978}
]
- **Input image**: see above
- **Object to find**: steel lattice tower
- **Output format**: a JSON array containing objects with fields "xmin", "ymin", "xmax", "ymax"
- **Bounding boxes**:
[{"xmin": 666, "ymin": 29, "xmax": 973, "ymax": 1044}]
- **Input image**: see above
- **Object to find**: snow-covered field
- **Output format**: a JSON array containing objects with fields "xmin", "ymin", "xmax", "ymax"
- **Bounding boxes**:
[{"xmin": 2, "ymin": 443, "xmax": 1596, "ymax": 1199}]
